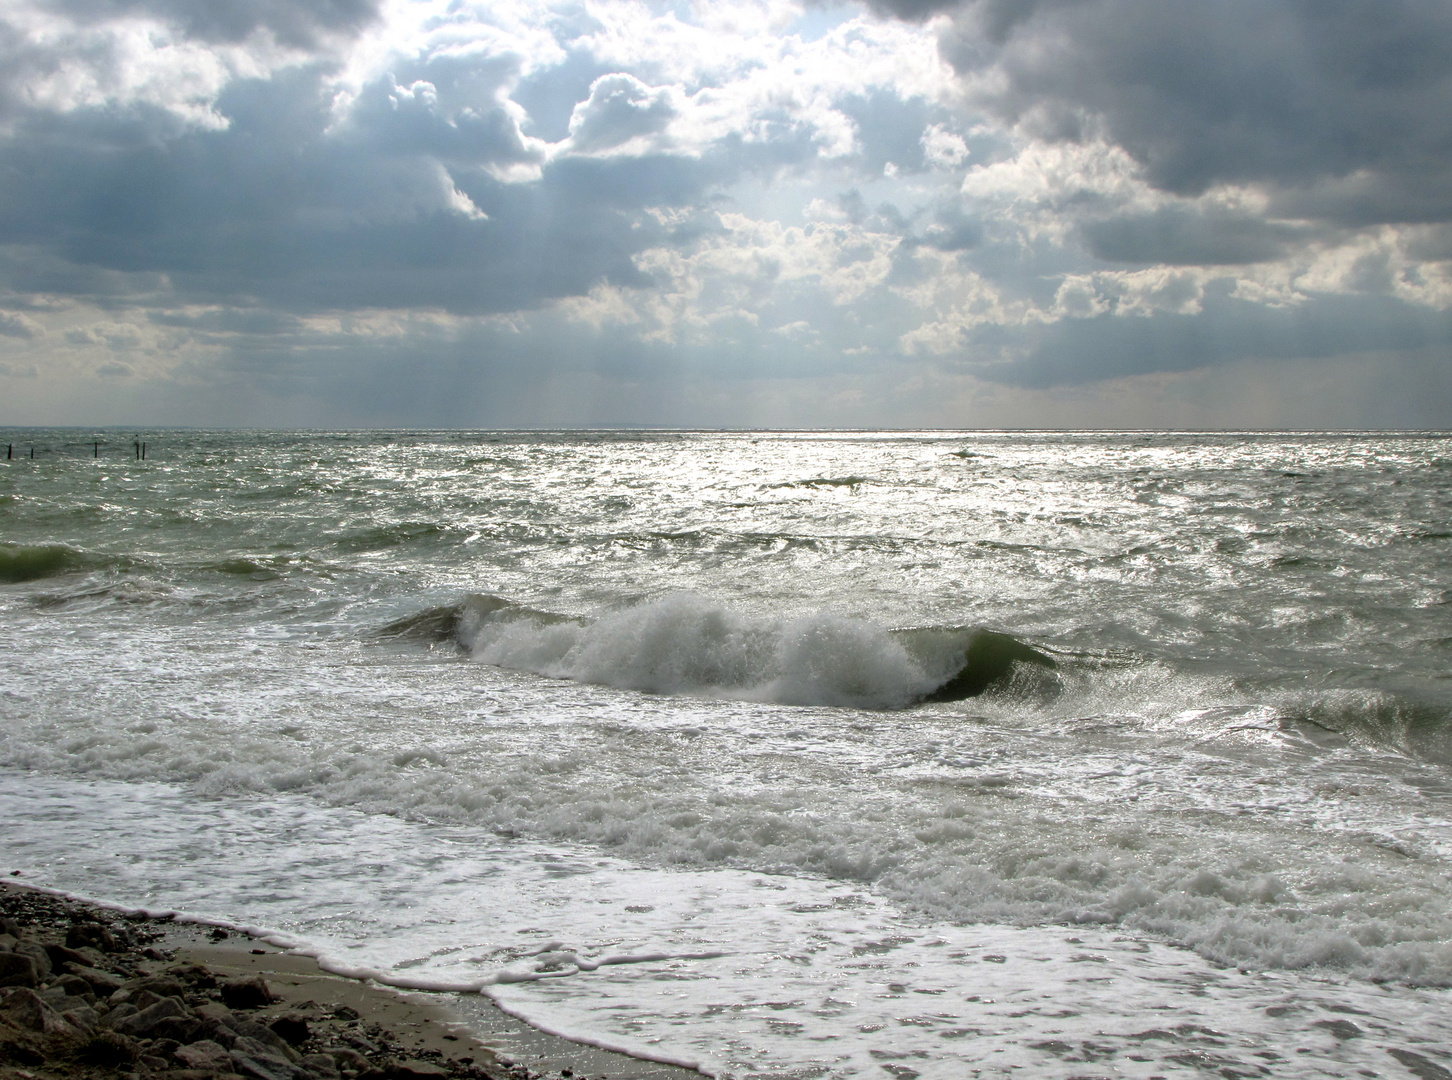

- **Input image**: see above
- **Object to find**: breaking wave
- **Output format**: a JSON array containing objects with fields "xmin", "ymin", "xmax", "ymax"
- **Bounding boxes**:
[
  {"xmin": 0, "ymin": 544, "xmax": 88, "ymax": 583},
  {"xmin": 381, "ymin": 593, "xmax": 1058, "ymax": 709}
]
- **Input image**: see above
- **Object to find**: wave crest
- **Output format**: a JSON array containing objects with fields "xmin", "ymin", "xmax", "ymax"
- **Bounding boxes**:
[
  {"xmin": 388, "ymin": 593, "xmax": 1058, "ymax": 709},
  {"xmin": 0, "ymin": 544, "xmax": 85, "ymax": 583}
]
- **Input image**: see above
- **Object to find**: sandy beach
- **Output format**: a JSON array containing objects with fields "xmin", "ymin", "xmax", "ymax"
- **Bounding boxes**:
[{"xmin": 0, "ymin": 882, "xmax": 700, "ymax": 1080}]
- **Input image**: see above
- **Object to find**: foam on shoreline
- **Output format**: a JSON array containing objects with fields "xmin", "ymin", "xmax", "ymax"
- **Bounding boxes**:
[{"xmin": 0, "ymin": 880, "xmax": 704, "ymax": 1080}]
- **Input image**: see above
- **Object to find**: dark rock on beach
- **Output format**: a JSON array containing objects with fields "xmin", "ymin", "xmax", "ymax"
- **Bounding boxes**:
[
  {"xmin": 0, "ymin": 886, "xmax": 520, "ymax": 1080},
  {"xmin": 222, "ymin": 976, "xmax": 276, "ymax": 1011}
]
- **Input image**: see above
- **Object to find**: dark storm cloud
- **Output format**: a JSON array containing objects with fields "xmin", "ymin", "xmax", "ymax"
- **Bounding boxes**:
[
  {"xmin": 1078, "ymin": 208, "xmax": 1309, "ymax": 267},
  {"xmin": 47, "ymin": 0, "xmax": 380, "ymax": 46},
  {"xmin": 925, "ymin": 0, "xmax": 1452, "ymax": 224},
  {"xmin": 0, "ymin": 59, "xmax": 718, "ymax": 315},
  {"xmin": 972, "ymin": 288, "xmax": 1452, "ymax": 389},
  {"xmin": 0, "ymin": 5, "xmax": 851, "ymax": 324}
]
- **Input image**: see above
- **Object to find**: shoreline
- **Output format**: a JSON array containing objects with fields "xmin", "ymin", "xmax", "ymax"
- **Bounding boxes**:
[{"xmin": 0, "ymin": 882, "xmax": 701, "ymax": 1080}]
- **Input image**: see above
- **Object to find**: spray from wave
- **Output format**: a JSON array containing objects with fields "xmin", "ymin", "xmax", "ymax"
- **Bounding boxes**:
[{"xmin": 380, "ymin": 593, "xmax": 1060, "ymax": 709}]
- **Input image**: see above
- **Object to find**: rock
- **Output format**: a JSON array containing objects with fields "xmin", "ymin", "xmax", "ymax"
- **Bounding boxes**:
[
  {"xmin": 128, "ymin": 974, "xmax": 186, "ymax": 999},
  {"xmin": 222, "ymin": 975, "xmax": 275, "ymax": 1010},
  {"xmin": 61, "ymin": 1004, "xmax": 101, "ymax": 1032},
  {"xmin": 152, "ymin": 1012, "xmax": 205, "ymax": 1043},
  {"xmin": 326, "ymin": 1047, "xmax": 372, "ymax": 1073},
  {"xmin": 229, "ymin": 1017, "xmax": 303, "ymax": 1062},
  {"xmin": 195, "ymin": 1001, "xmax": 237, "ymax": 1024},
  {"xmin": 52, "ymin": 973, "xmax": 95, "ymax": 1001},
  {"xmin": 2, "ymin": 987, "xmax": 82, "ymax": 1038},
  {"xmin": 44, "ymin": 941, "xmax": 103, "ymax": 970},
  {"xmin": 192, "ymin": 1015, "xmax": 240, "ymax": 1049},
  {"xmin": 66, "ymin": 922, "xmax": 118, "ymax": 952},
  {"xmin": 232, "ymin": 1034, "xmax": 307, "ymax": 1080},
  {"xmin": 74, "ymin": 1036, "xmax": 131, "ymax": 1068},
  {"xmin": 343, "ymin": 1033, "xmax": 380, "ymax": 1055},
  {"xmin": 271, "ymin": 1013, "xmax": 311, "ymax": 1045},
  {"xmin": 175, "ymin": 1038, "xmax": 234, "ymax": 1071},
  {"xmin": 0, "ymin": 918, "xmax": 21, "ymax": 938},
  {"xmin": 0, "ymin": 952, "xmax": 38, "ymax": 989},
  {"xmin": 302, "ymin": 1052, "xmax": 342, "ymax": 1078},
  {"xmin": 102, "ymin": 1001, "xmax": 139, "ymax": 1026},
  {"xmin": 132, "ymin": 988, "xmax": 174, "ymax": 1011},
  {"xmin": 109, "ymin": 995, "xmax": 188, "ymax": 1037},
  {"xmin": 76, "ymin": 1030, "xmax": 139, "ymax": 1068},
  {"xmin": 63, "ymin": 961, "xmax": 123, "ymax": 995},
  {"xmin": 168, "ymin": 963, "xmax": 219, "ymax": 990},
  {"xmin": 198, "ymin": 1003, "xmax": 298, "ymax": 1060},
  {"xmin": 38, "ymin": 985, "xmax": 71, "ymax": 1006},
  {"xmin": 12, "ymin": 942, "xmax": 50, "ymax": 979},
  {"xmin": 388, "ymin": 1060, "xmax": 448, "ymax": 1079}
]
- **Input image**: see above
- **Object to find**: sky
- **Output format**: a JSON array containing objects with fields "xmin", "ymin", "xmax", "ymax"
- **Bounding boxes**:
[{"xmin": 1, "ymin": 0, "xmax": 1450, "ymax": 429}]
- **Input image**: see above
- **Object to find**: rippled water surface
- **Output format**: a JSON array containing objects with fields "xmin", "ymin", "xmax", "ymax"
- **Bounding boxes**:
[{"xmin": 2, "ymin": 429, "xmax": 1451, "ymax": 1077}]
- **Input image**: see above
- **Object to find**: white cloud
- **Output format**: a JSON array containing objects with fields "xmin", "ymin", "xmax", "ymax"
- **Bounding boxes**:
[
  {"xmin": 558, "ymin": 209, "xmax": 903, "ymax": 345},
  {"xmin": 896, "ymin": 260, "xmax": 1035, "ymax": 355},
  {"xmin": 1294, "ymin": 228, "xmax": 1452, "ymax": 310},
  {"xmin": 565, "ymin": 72, "xmax": 679, "ymax": 156},
  {"xmin": 921, "ymin": 123, "xmax": 967, "ymax": 168},
  {"xmin": 0, "ymin": 3, "xmax": 316, "ymax": 131}
]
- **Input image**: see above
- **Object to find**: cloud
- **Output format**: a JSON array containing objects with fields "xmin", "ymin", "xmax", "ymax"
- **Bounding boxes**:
[
  {"xmin": 969, "ymin": 287, "xmax": 1452, "ymax": 389},
  {"xmin": 0, "ymin": 310, "xmax": 40, "ymax": 338},
  {"xmin": 0, "ymin": 0, "xmax": 377, "ymax": 132},
  {"xmin": 1077, "ymin": 207, "xmax": 1309, "ymax": 267},
  {"xmin": 931, "ymin": 0, "xmax": 1452, "ymax": 224},
  {"xmin": 0, "ymin": 0, "xmax": 954, "ymax": 326},
  {"xmin": 566, "ymin": 73, "xmax": 678, "ymax": 155},
  {"xmin": 0, "ymin": 0, "xmax": 1449, "ymax": 426}
]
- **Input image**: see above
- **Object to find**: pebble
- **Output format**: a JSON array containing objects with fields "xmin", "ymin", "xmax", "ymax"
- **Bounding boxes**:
[{"xmin": 0, "ymin": 886, "xmax": 508, "ymax": 1080}]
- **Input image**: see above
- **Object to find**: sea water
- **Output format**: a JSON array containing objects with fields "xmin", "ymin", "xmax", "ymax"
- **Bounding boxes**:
[{"xmin": 2, "ymin": 430, "xmax": 1450, "ymax": 1078}]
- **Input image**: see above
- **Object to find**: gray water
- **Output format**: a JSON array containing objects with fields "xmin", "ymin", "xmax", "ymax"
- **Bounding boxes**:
[{"xmin": 2, "ymin": 429, "xmax": 1451, "ymax": 1078}]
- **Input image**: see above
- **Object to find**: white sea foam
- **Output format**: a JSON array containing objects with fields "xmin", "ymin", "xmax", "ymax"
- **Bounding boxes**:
[
  {"xmin": 7, "ymin": 772, "xmax": 1452, "ymax": 1080},
  {"xmin": 3, "ymin": 613, "xmax": 1450, "ymax": 987},
  {"xmin": 3, "ymin": 429, "xmax": 1452, "ymax": 1075},
  {"xmin": 461, "ymin": 593, "xmax": 939, "ymax": 709}
]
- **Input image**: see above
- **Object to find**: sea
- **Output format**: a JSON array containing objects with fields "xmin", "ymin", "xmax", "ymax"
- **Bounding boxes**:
[{"xmin": 2, "ymin": 428, "xmax": 1451, "ymax": 1079}]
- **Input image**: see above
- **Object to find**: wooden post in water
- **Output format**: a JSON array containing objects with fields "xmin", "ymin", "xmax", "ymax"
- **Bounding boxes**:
[
  {"xmin": 135, "ymin": 441, "xmax": 140, "ymax": 460},
  {"xmin": 94, "ymin": 441, "xmax": 99, "ymax": 458},
  {"xmin": 142, "ymin": 442, "xmax": 147, "ymax": 461}
]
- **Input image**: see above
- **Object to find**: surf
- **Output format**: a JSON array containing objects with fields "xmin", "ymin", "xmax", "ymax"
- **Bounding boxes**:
[{"xmin": 379, "ymin": 593, "xmax": 1060, "ymax": 709}]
